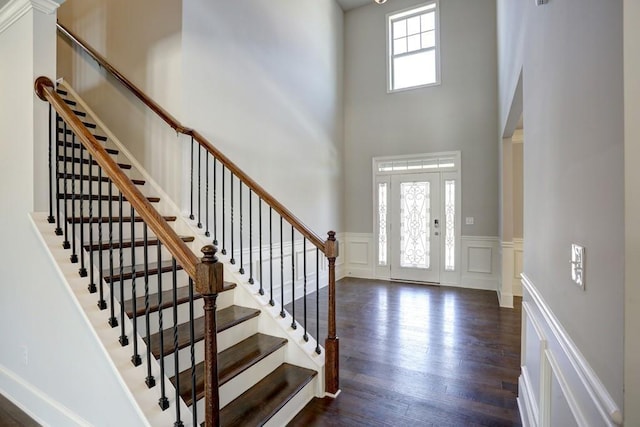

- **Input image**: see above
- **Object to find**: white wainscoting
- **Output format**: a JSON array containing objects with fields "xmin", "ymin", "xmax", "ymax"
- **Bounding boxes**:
[
  {"xmin": 518, "ymin": 274, "xmax": 622, "ymax": 427},
  {"xmin": 499, "ymin": 238, "xmax": 524, "ymax": 308},
  {"xmin": 513, "ymin": 238, "xmax": 523, "ymax": 296},
  {"xmin": 341, "ymin": 233, "xmax": 499, "ymax": 292},
  {"xmin": 460, "ymin": 236, "xmax": 500, "ymax": 291}
]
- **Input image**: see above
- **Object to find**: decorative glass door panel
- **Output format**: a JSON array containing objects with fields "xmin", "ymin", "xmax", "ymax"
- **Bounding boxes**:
[{"xmin": 390, "ymin": 173, "xmax": 440, "ymax": 283}]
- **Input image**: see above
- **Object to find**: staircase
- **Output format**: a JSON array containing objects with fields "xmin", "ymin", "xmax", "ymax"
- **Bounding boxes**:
[{"xmin": 32, "ymin": 74, "xmax": 337, "ymax": 426}]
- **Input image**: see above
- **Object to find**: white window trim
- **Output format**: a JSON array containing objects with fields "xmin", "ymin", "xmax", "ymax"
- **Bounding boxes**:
[
  {"xmin": 386, "ymin": 0, "xmax": 442, "ymax": 93},
  {"xmin": 372, "ymin": 151, "xmax": 461, "ymax": 284}
]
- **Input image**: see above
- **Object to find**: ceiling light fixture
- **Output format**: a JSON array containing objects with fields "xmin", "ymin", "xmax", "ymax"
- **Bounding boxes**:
[{"xmin": 374, "ymin": 0, "xmax": 387, "ymax": 4}]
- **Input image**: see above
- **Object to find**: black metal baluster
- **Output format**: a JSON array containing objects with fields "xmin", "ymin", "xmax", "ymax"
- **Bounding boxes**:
[
  {"xmin": 54, "ymin": 113, "xmax": 62, "ymax": 236},
  {"xmin": 88, "ymin": 152, "xmax": 96, "ymax": 294},
  {"xmin": 239, "ymin": 181, "xmax": 244, "ymax": 274},
  {"xmin": 197, "ymin": 142, "xmax": 202, "ymax": 229},
  {"xmin": 97, "ymin": 169, "xmax": 106, "ymax": 309},
  {"xmin": 62, "ymin": 120, "xmax": 70, "ymax": 249},
  {"xmin": 157, "ymin": 241, "xmax": 170, "ymax": 410},
  {"xmin": 290, "ymin": 226, "xmax": 296, "ymax": 329},
  {"xmin": 280, "ymin": 217, "xmax": 285, "ymax": 318},
  {"xmin": 230, "ymin": 174, "xmax": 235, "ymax": 265},
  {"xmin": 172, "ymin": 258, "xmax": 183, "ymax": 427},
  {"xmin": 107, "ymin": 178, "xmax": 117, "ymax": 327},
  {"xmin": 303, "ymin": 239, "xmax": 308, "ymax": 341},
  {"xmin": 118, "ymin": 191, "xmax": 128, "ymax": 345},
  {"xmin": 78, "ymin": 136, "xmax": 87, "ymax": 277},
  {"xmin": 221, "ymin": 166, "xmax": 226, "ymax": 255},
  {"xmin": 248, "ymin": 189, "xmax": 254, "ymax": 284},
  {"xmin": 47, "ymin": 104, "xmax": 54, "ymax": 224},
  {"xmin": 131, "ymin": 205, "xmax": 141, "ymax": 366},
  {"xmin": 189, "ymin": 137, "xmax": 194, "ymax": 221},
  {"xmin": 188, "ymin": 277, "xmax": 197, "ymax": 426},
  {"xmin": 269, "ymin": 207, "xmax": 274, "ymax": 306},
  {"xmin": 205, "ymin": 153, "xmax": 210, "ymax": 237},
  {"xmin": 70, "ymin": 132, "xmax": 78, "ymax": 264},
  {"xmin": 213, "ymin": 158, "xmax": 217, "ymax": 245},
  {"xmin": 315, "ymin": 248, "xmax": 321, "ymax": 354},
  {"xmin": 258, "ymin": 199, "xmax": 264, "ymax": 295},
  {"xmin": 144, "ymin": 224, "xmax": 155, "ymax": 387}
]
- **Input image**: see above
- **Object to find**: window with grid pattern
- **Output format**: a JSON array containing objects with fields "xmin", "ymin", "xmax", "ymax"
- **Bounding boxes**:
[{"xmin": 388, "ymin": 2, "xmax": 440, "ymax": 91}]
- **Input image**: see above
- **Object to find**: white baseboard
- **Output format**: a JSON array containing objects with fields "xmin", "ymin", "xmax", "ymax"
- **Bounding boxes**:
[
  {"xmin": 520, "ymin": 274, "xmax": 622, "ymax": 426},
  {"xmin": 0, "ymin": 364, "xmax": 91, "ymax": 427}
]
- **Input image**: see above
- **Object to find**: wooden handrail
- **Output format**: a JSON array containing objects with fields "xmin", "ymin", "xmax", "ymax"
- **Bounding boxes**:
[
  {"xmin": 35, "ymin": 76, "xmax": 199, "ymax": 279},
  {"xmin": 57, "ymin": 21, "xmax": 327, "ymax": 254},
  {"xmin": 56, "ymin": 22, "xmax": 189, "ymax": 134}
]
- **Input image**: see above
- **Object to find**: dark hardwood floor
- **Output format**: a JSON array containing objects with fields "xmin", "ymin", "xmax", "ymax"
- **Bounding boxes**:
[
  {"xmin": 0, "ymin": 394, "xmax": 39, "ymax": 427},
  {"xmin": 288, "ymin": 277, "xmax": 522, "ymax": 427}
]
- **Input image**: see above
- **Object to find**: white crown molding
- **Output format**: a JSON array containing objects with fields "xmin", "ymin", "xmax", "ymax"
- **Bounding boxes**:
[
  {"xmin": 0, "ymin": 0, "xmax": 61, "ymax": 34},
  {"xmin": 521, "ymin": 273, "xmax": 623, "ymax": 425}
]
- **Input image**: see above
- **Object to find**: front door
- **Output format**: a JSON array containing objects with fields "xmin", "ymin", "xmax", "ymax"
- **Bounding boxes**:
[{"xmin": 390, "ymin": 173, "xmax": 441, "ymax": 283}]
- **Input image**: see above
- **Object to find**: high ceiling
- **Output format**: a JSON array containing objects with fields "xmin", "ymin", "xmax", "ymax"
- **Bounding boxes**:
[{"xmin": 335, "ymin": 0, "xmax": 373, "ymax": 11}]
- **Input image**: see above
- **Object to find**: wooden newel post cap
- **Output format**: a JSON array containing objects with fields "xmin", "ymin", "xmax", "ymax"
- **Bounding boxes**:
[
  {"xmin": 326, "ymin": 231, "xmax": 339, "ymax": 258},
  {"xmin": 201, "ymin": 244, "xmax": 218, "ymax": 264},
  {"xmin": 196, "ymin": 245, "xmax": 223, "ymax": 295}
]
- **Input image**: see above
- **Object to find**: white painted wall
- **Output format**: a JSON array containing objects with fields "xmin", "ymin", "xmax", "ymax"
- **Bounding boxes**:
[
  {"xmin": 498, "ymin": 0, "xmax": 624, "ymax": 420},
  {"xmin": 0, "ymin": 2, "xmax": 144, "ymax": 424},
  {"xmin": 624, "ymin": 0, "xmax": 640, "ymax": 423},
  {"xmin": 57, "ymin": 0, "xmax": 186, "ymax": 207},
  {"xmin": 343, "ymin": 0, "xmax": 498, "ymax": 237},
  {"xmin": 181, "ymin": 0, "xmax": 344, "ymax": 236}
]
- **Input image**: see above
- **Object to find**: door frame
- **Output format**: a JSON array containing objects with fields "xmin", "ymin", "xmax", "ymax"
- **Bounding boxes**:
[{"xmin": 372, "ymin": 151, "xmax": 462, "ymax": 285}]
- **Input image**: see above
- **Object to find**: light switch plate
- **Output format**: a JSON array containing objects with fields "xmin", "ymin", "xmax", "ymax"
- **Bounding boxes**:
[
  {"xmin": 571, "ymin": 244, "xmax": 585, "ymax": 289},
  {"xmin": 465, "ymin": 217, "xmax": 474, "ymax": 225}
]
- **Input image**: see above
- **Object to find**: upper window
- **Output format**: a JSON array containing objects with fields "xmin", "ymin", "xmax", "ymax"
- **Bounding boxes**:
[{"xmin": 387, "ymin": 2, "xmax": 440, "ymax": 92}]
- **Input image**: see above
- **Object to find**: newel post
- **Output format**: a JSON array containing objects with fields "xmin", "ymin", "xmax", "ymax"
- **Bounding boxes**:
[
  {"xmin": 324, "ymin": 231, "xmax": 340, "ymax": 395},
  {"xmin": 195, "ymin": 245, "xmax": 224, "ymax": 427}
]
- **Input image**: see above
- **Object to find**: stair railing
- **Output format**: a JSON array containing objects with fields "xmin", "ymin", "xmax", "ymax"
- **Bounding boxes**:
[
  {"xmin": 35, "ymin": 76, "xmax": 225, "ymax": 426},
  {"xmin": 57, "ymin": 16, "xmax": 340, "ymax": 416}
]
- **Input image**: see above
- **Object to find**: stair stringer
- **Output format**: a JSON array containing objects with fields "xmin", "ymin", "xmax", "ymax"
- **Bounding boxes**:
[{"xmin": 30, "ymin": 212, "xmax": 191, "ymax": 426}]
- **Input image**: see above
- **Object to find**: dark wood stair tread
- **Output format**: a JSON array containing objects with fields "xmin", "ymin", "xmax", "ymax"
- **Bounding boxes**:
[
  {"xmin": 57, "ymin": 172, "xmax": 145, "ymax": 185},
  {"xmin": 59, "ymin": 128, "xmax": 107, "ymax": 142},
  {"xmin": 57, "ymin": 193, "xmax": 160, "ymax": 203},
  {"xmin": 56, "ymin": 88, "xmax": 68, "ymax": 96},
  {"xmin": 84, "ymin": 235, "xmax": 194, "ymax": 252},
  {"xmin": 173, "ymin": 333, "xmax": 288, "ymax": 406},
  {"xmin": 103, "ymin": 260, "xmax": 182, "ymax": 283},
  {"xmin": 63, "ymin": 98, "xmax": 76, "ymax": 106},
  {"xmin": 58, "ymin": 140, "xmax": 115, "ymax": 153},
  {"xmin": 57, "ymin": 116, "xmax": 97, "ymax": 129},
  {"xmin": 66, "ymin": 215, "xmax": 176, "ymax": 224},
  {"xmin": 71, "ymin": 109, "xmax": 86, "ymax": 117},
  {"xmin": 147, "ymin": 303, "xmax": 257, "ymax": 358},
  {"xmin": 219, "ymin": 363, "xmax": 317, "ymax": 427},
  {"xmin": 124, "ymin": 279, "xmax": 234, "ymax": 318},
  {"xmin": 57, "ymin": 155, "xmax": 131, "ymax": 170}
]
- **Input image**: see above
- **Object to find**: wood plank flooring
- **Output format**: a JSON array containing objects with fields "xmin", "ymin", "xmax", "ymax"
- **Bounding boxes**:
[
  {"xmin": 287, "ymin": 277, "xmax": 522, "ymax": 427},
  {"xmin": 0, "ymin": 394, "xmax": 39, "ymax": 427}
]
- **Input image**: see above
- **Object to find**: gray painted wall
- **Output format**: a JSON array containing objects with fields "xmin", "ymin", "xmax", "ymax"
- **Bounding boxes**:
[
  {"xmin": 181, "ymin": 0, "xmax": 344, "ymax": 235},
  {"xmin": 343, "ymin": 0, "xmax": 498, "ymax": 236},
  {"xmin": 498, "ymin": 0, "xmax": 624, "ymax": 408}
]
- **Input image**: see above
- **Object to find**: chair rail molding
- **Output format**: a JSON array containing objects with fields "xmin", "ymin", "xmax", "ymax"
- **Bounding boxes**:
[{"xmin": 519, "ymin": 274, "xmax": 622, "ymax": 426}]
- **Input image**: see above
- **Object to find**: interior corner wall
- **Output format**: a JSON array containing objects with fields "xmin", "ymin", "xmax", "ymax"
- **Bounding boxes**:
[
  {"xmin": 624, "ymin": 0, "xmax": 640, "ymax": 423},
  {"xmin": 181, "ymin": 0, "xmax": 344, "ymax": 236},
  {"xmin": 56, "ymin": 0, "xmax": 185, "ymax": 207},
  {"xmin": 343, "ymin": 0, "xmax": 499, "ymax": 236},
  {"xmin": 0, "ymin": 4, "xmax": 144, "ymax": 425},
  {"xmin": 498, "ymin": 0, "xmax": 624, "ymax": 416}
]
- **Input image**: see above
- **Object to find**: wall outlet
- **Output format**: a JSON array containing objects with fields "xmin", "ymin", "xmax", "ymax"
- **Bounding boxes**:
[
  {"xmin": 571, "ymin": 244, "xmax": 585, "ymax": 290},
  {"xmin": 20, "ymin": 345, "xmax": 28, "ymax": 366},
  {"xmin": 465, "ymin": 217, "xmax": 474, "ymax": 225}
]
